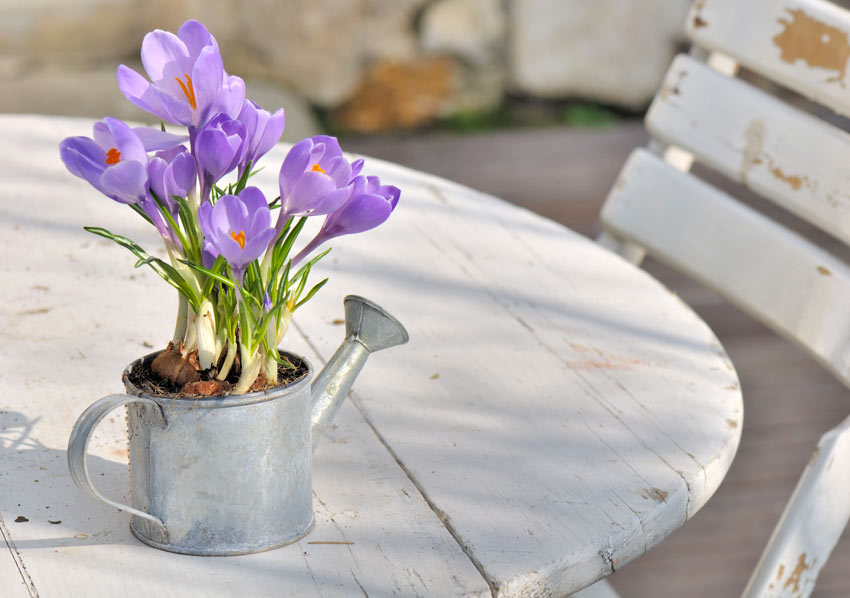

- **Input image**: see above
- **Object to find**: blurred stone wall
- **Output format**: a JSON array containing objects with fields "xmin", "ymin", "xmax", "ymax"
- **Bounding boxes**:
[{"xmin": 0, "ymin": 0, "xmax": 692, "ymax": 133}]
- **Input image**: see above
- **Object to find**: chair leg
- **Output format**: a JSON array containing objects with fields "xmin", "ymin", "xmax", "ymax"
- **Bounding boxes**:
[{"xmin": 742, "ymin": 413, "xmax": 850, "ymax": 597}]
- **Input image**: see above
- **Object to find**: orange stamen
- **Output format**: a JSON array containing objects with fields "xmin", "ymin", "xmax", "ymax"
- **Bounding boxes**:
[
  {"xmin": 231, "ymin": 230, "xmax": 246, "ymax": 250},
  {"xmin": 311, "ymin": 163, "xmax": 327, "ymax": 174},
  {"xmin": 105, "ymin": 148, "xmax": 121, "ymax": 165},
  {"xmin": 175, "ymin": 74, "xmax": 198, "ymax": 111}
]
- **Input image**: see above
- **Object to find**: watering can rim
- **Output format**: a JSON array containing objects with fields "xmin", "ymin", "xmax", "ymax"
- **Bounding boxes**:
[{"xmin": 121, "ymin": 350, "xmax": 314, "ymax": 409}]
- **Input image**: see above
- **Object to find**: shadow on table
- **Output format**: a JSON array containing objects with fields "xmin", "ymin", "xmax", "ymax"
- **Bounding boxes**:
[
  {"xmin": 0, "ymin": 408, "xmax": 135, "ymax": 550},
  {"xmin": 0, "ymin": 408, "xmax": 492, "ymax": 596}
]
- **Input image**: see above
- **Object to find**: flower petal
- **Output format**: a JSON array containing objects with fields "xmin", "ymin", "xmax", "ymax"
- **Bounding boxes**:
[
  {"xmin": 289, "ymin": 170, "xmax": 336, "ymax": 213},
  {"xmin": 141, "ymin": 29, "xmax": 191, "ymax": 87},
  {"xmin": 117, "ymin": 65, "xmax": 185, "ymax": 125},
  {"xmin": 279, "ymin": 138, "xmax": 313, "ymax": 189},
  {"xmin": 177, "ymin": 19, "xmax": 218, "ymax": 58},
  {"xmin": 191, "ymin": 45, "xmax": 225, "ymax": 124},
  {"xmin": 105, "ymin": 117, "xmax": 146, "ymax": 163},
  {"xmin": 99, "ymin": 160, "xmax": 148, "ymax": 204},
  {"xmin": 133, "ymin": 127, "xmax": 188, "ymax": 152},
  {"xmin": 60, "ymin": 136, "xmax": 105, "ymax": 182}
]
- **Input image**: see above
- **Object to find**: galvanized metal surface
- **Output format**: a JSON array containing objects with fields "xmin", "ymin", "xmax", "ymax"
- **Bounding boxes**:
[
  {"xmin": 310, "ymin": 295, "xmax": 410, "ymax": 452},
  {"xmin": 67, "ymin": 295, "xmax": 408, "ymax": 556}
]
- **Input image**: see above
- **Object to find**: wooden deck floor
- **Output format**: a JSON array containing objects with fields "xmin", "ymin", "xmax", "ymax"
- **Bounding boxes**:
[{"xmin": 347, "ymin": 125, "xmax": 850, "ymax": 597}]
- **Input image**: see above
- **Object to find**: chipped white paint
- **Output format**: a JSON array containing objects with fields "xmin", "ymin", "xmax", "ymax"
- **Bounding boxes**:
[
  {"xmin": 648, "ymin": 54, "xmax": 850, "ymax": 248},
  {"xmin": 600, "ymin": 5, "xmax": 850, "ymax": 595},
  {"xmin": 687, "ymin": 0, "xmax": 850, "ymax": 118},
  {"xmin": 602, "ymin": 149, "xmax": 850, "ymax": 385},
  {"xmin": 705, "ymin": 50, "xmax": 739, "ymax": 76},
  {"xmin": 743, "ymin": 414, "xmax": 850, "ymax": 597},
  {"xmin": 1, "ymin": 115, "xmax": 742, "ymax": 597}
]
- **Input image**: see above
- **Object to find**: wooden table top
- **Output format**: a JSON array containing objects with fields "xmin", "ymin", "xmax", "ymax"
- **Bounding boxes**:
[{"xmin": 0, "ymin": 115, "xmax": 742, "ymax": 597}]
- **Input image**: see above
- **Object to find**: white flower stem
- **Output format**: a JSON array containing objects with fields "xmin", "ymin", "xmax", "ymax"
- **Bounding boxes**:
[
  {"xmin": 217, "ymin": 341, "xmax": 237, "ymax": 381},
  {"xmin": 181, "ymin": 310, "xmax": 198, "ymax": 357},
  {"xmin": 194, "ymin": 299, "xmax": 216, "ymax": 370},
  {"xmin": 234, "ymin": 344, "xmax": 262, "ymax": 395},
  {"xmin": 172, "ymin": 293, "xmax": 188, "ymax": 345}
]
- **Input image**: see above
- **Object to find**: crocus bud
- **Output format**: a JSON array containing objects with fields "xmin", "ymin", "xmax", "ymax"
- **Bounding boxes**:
[
  {"xmin": 237, "ymin": 99, "xmax": 285, "ymax": 176},
  {"xmin": 292, "ymin": 174, "xmax": 400, "ymax": 265},
  {"xmin": 278, "ymin": 135, "xmax": 363, "ymax": 218},
  {"xmin": 194, "ymin": 114, "xmax": 247, "ymax": 201},
  {"xmin": 148, "ymin": 146, "xmax": 196, "ymax": 214}
]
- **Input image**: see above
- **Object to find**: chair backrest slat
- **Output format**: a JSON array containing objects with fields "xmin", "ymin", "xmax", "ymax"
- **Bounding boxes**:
[
  {"xmin": 601, "ymin": 148, "xmax": 850, "ymax": 387},
  {"xmin": 687, "ymin": 0, "xmax": 850, "ymax": 117},
  {"xmin": 647, "ymin": 54, "xmax": 850, "ymax": 247}
]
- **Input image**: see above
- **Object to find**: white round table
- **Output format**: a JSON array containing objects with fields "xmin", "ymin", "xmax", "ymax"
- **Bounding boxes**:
[{"xmin": 0, "ymin": 115, "xmax": 741, "ymax": 597}]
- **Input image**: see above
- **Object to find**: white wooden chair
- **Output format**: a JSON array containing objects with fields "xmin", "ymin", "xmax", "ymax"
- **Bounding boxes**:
[{"xmin": 593, "ymin": 0, "xmax": 850, "ymax": 596}]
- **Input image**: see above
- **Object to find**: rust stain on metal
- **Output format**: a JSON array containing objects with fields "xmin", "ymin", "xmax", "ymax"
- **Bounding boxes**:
[
  {"xmin": 777, "ymin": 563, "xmax": 785, "ymax": 580},
  {"xmin": 693, "ymin": 16, "xmax": 708, "ymax": 29},
  {"xmin": 774, "ymin": 9, "xmax": 850, "ymax": 84},
  {"xmin": 817, "ymin": 265, "xmax": 832, "ymax": 276},
  {"xmin": 771, "ymin": 166, "xmax": 804, "ymax": 190},
  {"xmin": 783, "ymin": 553, "xmax": 809, "ymax": 593}
]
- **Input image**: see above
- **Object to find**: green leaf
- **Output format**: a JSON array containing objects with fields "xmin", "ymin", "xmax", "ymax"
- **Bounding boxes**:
[
  {"xmin": 260, "ymin": 338, "xmax": 295, "ymax": 369},
  {"xmin": 233, "ymin": 160, "xmax": 252, "ymax": 194},
  {"xmin": 294, "ymin": 277, "xmax": 328, "ymax": 310},
  {"xmin": 289, "ymin": 248, "xmax": 330, "ymax": 289},
  {"xmin": 172, "ymin": 194, "xmax": 201, "ymax": 260},
  {"xmin": 291, "ymin": 262, "xmax": 311, "ymax": 303},
  {"xmin": 149, "ymin": 190, "xmax": 190, "ymax": 253},
  {"xmin": 273, "ymin": 217, "xmax": 305, "ymax": 274},
  {"xmin": 85, "ymin": 226, "xmax": 202, "ymax": 309},
  {"xmin": 129, "ymin": 203, "xmax": 154, "ymax": 226},
  {"xmin": 179, "ymin": 257, "xmax": 236, "ymax": 289}
]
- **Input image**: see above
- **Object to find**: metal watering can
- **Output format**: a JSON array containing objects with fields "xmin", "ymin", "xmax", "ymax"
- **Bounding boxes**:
[{"xmin": 67, "ymin": 295, "xmax": 408, "ymax": 555}]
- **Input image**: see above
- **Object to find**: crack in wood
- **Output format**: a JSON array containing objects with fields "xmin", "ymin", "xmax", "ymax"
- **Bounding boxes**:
[
  {"xmin": 0, "ymin": 512, "xmax": 39, "ymax": 597},
  {"xmin": 293, "ymin": 319, "xmax": 498, "ymax": 597}
]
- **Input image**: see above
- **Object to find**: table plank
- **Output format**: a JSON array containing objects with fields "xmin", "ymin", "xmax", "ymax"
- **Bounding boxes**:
[
  {"xmin": 0, "ymin": 525, "xmax": 30, "ymax": 598},
  {"xmin": 257, "ymin": 155, "xmax": 743, "ymax": 595},
  {"xmin": 0, "ymin": 115, "xmax": 489, "ymax": 598}
]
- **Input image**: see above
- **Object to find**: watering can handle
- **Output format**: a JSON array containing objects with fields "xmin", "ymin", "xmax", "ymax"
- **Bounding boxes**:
[{"xmin": 67, "ymin": 394, "xmax": 169, "ymax": 541}]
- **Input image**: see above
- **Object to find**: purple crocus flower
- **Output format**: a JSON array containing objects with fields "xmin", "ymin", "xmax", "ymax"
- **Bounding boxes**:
[
  {"xmin": 292, "ymin": 175, "xmax": 400, "ymax": 265},
  {"xmin": 60, "ymin": 117, "xmax": 151, "ymax": 204},
  {"xmin": 194, "ymin": 114, "xmax": 247, "ymax": 201},
  {"xmin": 236, "ymin": 99, "xmax": 285, "ymax": 176},
  {"xmin": 278, "ymin": 136, "xmax": 364, "ymax": 219},
  {"xmin": 116, "ymin": 19, "xmax": 245, "ymax": 129},
  {"xmin": 147, "ymin": 146, "xmax": 196, "ymax": 214},
  {"xmin": 197, "ymin": 186, "xmax": 275, "ymax": 282}
]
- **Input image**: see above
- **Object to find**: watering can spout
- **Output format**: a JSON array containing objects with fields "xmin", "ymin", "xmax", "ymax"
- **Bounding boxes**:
[{"xmin": 310, "ymin": 295, "xmax": 408, "ymax": 452}]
